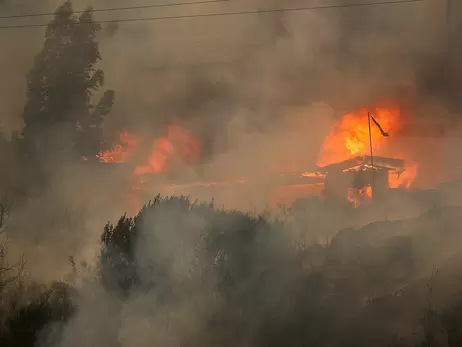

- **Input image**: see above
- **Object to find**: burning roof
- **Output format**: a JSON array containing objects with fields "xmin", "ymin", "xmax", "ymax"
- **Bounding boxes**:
[{"xmin": 318, "ymin": 155, "xmax": 405, "ymax": 174}]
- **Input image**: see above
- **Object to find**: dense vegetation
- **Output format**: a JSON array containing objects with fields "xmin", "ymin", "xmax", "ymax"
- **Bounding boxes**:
[
  {"xmin": 1, "ymin": 195, "xmax": 462, "ymax": 346},
  {"xmin": 21, "ymin": 1, "xmax": 114, "ymax": 161}
]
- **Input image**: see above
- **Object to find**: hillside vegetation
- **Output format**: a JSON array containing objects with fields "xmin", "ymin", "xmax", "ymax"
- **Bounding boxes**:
[{"xmin": 1, "ymin": 196, "xmax": 462, "ymax": 346}]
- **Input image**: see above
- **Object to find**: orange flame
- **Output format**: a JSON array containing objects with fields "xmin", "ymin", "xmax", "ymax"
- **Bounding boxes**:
[
  {"xmin": 347, "ymin": 186, "xmax": 373, "ymax": 208},
  {"xmin": 317, "ymin": 107, "xmax": 401, "ymax": 166},
  {"xmin": 317, "ymin": 106, "xmax": 418, "ymax": 205},
  {"xmin": 97, "ymin": 131, "xmax": 140, "ymax": 163},
  {"xmin": 96, "ymin": 105, "xmax": 429, "ymax": 212},
  {"xmin": 389, "ymin": 164, "xmax": 417, "ymax": 189},
  {"xmin": 99, "ymin": 125, "xmax": 201, "ymax": 214},
  {"xmin": 133, "ymin": 125, "xmax": 201, "ymax": 176}
]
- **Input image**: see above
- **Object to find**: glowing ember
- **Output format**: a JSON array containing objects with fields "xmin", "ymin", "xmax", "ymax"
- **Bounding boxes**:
[
  {"xmin": 347, "ymin": 186, "xmax": 373, "ymax": 208},
  {"xmin": 301, "ymin": 172, "xmax": 326, "ymax": 179}
]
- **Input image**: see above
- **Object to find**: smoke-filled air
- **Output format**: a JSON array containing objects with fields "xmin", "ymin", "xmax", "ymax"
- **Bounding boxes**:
[{"xmin": 2, "ymin": 0, "xmax": 462, "ymax": 346}]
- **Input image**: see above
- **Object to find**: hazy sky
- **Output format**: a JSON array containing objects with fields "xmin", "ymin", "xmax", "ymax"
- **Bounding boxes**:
[
  {"xmin": 0, "ymin": 0, "xmax": 457, "ymax": 284},
  {"xmin": 0, "ymin": 0, "xmax": 448, "ymax": 134}
]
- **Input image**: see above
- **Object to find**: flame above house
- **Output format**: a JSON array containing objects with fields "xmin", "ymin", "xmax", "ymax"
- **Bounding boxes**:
[
  {"xmin": 317, "ymin": 107, "xmax": 400, "ymax": 166},
  {"xmin": 317, "ymin": 106, "xmax": 418, "ymax": 190}
]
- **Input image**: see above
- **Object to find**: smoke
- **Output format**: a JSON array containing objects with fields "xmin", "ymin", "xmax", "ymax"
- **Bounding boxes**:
[
  {"xmin": 29, "ymin": 196, "xmax": 462, "ymax": 347},
  {"xmin": 2, "ymin": 2, "xmax": 462, "ymax": 345},
  {"xmin": 2, "ymin": 1, "xmax": 462, "ymax": 347}
]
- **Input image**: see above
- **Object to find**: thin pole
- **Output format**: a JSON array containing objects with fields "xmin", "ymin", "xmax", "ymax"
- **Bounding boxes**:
[
  {"xmin": 368, "ymin": 112, "xmax": 374, "ymax": 169},
  {"xmin": 368, "ymin": 112, "xmax": 375, "ymax": 198}
]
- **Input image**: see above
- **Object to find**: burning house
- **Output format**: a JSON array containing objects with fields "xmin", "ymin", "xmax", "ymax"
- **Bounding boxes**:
[
  {"xmin": 94, "ymin": 104, "xmax": 428, "ymax": 212},
  {"xmin": 319, "ymin": 155, "xmax": 405, "ymax": 205}
]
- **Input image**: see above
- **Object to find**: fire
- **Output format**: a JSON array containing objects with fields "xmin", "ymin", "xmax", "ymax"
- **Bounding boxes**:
[
  {"xmin": 389, "ymin": 164, "xmax": 417, "ymax": 189},
  {"xmin": 134, "ymin": 125, "xmax": 201, "ymax": 176},
  {"xmin": 99, "ymin": 125, "xmax": 201, "ymax": 214},
  {"xmin": 316, "ymin": 105, "xmax": 419, "ymax": 205},
  {"xmin": 347, "ymin": 186, "xmax": 372, "ymax": 208},
  {"xmin": 97, "ymin": 131, "xmax": 139, "ymax": 163},
  {"xmin": 317, "ymin": 107, "xmax": 401, "ymax": 166},
  {"xmin": 95, "ymin": 105, "xmax": 428, "ymax": 212}
]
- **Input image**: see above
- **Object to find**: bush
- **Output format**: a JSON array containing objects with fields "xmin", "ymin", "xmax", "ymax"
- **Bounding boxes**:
[{"xmin": 0, "ymin": 281, "xmax": 75, "ymax": 347}]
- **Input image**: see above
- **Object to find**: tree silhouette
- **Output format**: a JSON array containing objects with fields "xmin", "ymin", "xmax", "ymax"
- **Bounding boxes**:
[
  {"xmin": 0, "ymin": 282, "xmax": 75, "ymax": 347},
  {"xmin": 21, "ymin": 1, "xmax": 115, "ymax": 161}
]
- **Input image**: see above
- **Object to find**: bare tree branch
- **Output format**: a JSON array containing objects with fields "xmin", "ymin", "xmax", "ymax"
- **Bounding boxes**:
[{"xmin": 0, "ymin": 196, "xmax": 24, "ymax": 294}]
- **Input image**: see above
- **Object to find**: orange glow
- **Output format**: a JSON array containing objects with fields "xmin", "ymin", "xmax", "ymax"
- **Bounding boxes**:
[
  {"xmin": 133, "ymin": 125, "xmax": 201, "ymax": 176},
  {"xmin": 167, "ymin": 124, "xmax": 201, "ymax": 161},
  {"xmin": 347, "ymin": 186, "xmax": 373, "ymax": 208},
  {"xmin": 95, "ymin": 104, "xmax": 435, "ymax": 213},
  {"xmin": 318, "ymin": 107, "xmax": 401, "ymax": 166},
  {"xmin": 134, "ymin": 138, "xmax": 175, "ymax": 175},
  {"xmin": 97, "ymin": 131, "xmax": 139, "ymax": 163},
  {"xmin": 100, "ymin": 125, "xmax": 201, "ymax": 214},
  {"xmin": 301, "ymin": 172, "xmax": 326, "ymax": 179},
  {"xmin": 164, "ymin": 179, "xmax": 247, "ymax": 190},
  {"xmin": 389, "ymin": 164, "xmax": 418, "ymax": 189},
  {"xmin": 317, "ymin": 106, "xmax": 418, "ymax": 194}
]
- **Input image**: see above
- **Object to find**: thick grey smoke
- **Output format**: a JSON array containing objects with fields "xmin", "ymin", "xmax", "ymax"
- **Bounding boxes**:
[
  {"xmin": 3, "ymin": 1, "xmax": 462, "ymax": 347},
  {"xmin": 1, "ymin": 0, "xmax": 462, "ymax": 329}
]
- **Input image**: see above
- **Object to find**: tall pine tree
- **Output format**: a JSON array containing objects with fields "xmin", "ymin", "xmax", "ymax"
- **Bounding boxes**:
[{"xmin": 21, "ymin": 1, "xmax": 115, "ymax": 160}]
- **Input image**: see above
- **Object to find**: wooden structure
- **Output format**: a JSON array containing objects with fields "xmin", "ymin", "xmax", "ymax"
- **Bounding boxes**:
[{"xmin": 317, "ymin": 156, "xmax": 405, "ymax": 202}]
